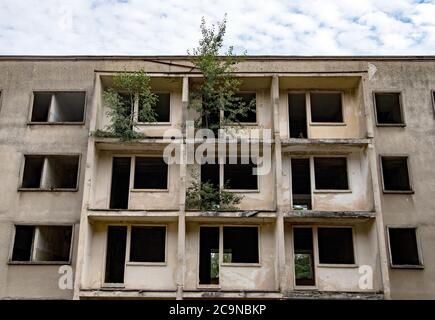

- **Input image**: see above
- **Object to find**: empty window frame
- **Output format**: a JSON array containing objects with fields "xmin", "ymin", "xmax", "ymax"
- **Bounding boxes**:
[
  {"xmin": 293, "ymin": 227, "xmax": 315, "ymax": 286},
  {"xmin": 30, "ymin": 91, "xmax": 85, "ymax": 123},
  {"xmin": 310, "ymin": 92, "xmax": 343, "ymax": 123},
  {"xmin": 110, "ymin": 157, "xmax": 131, "ymax": 210},
  {"xmin": 223, "ymin": 159, "xmax": 258, "ymax": 190},
  {"xmin": 291, "ymin": 158, "xmax": 312, "ymax": 210},
  {"xmin": 134, "ymin": 157, "xmax": 168, "ymax": 189},
  {"xmin": 199, "ymin": 227, "xmax": 220, "ymax": 285},
  {"xmin": 129, "ymin": 226, "xmax": 166, "ymax": 263},
  {"xmin": 105, "ymin": 226, "xmax": 127, "ymax": 284},
  {"xmin": 388, "ymin": 227, "xmax": 422, "ymax": 267},
  {"xmin": 380, "ymin": 156, "xmax": 412, "ymax": 192},
  {"xmin": 432, "ymin": 90, "xmax": 435, "ymax": 115},
  {"xmin": 223, "ymin": 227, "xmax": 259, "ymax": 263},
  {"xmin": 10, "ymin": 225, "xmax": 73, "ymax": 263},
  {"xmin": 224, "ymin": 92, "xmax": 257, "ymax": 123},
  {"xmin": 139, "ymin": 92, "xmax": 170, "ymax": 123},
  {"xmin": 201, "ymin": 160, "xmax": 220, "ymax": 190},
  {"xmin": 20, "ymin": 155, "xmax": 80, "ymax": 190},
  {"xmin": 289, "ymin": 93, "xmax": 308, "ymax": 138},
  {"xmin": 314, "ymin": 157, "xmax": 349, "ymax": 190},
  {"xmin": 318, "ymin": 227, "xmax": 355, "ymax": 265},
  {"xmin": 374, "ymin": 92, "xmax": 405, "ymax": 125}
]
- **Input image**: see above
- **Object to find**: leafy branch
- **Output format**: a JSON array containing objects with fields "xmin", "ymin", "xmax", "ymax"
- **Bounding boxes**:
[
  {"xmin": 93, "ymin": 70, "xmax": 158, "ymax": 141},
  {"xmin": 186, "ymin": 179, "xmax": 243, "ymax": 211},
  {"xmin": 188, "ymin": 15, "xmax": 255, "ymax": 131}
]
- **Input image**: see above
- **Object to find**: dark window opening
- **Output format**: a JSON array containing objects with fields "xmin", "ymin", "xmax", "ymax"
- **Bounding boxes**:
[
  {"xmin": 31, "ymin": 93, "xmax": 52, "ymax": 122},
  {"xmin": 223, "ymin": 227, "xmax": 259, "ymax": 263},
  {"xmin": 43, "ymin": 156, "xmax": 79, "ymax": 189},
  {"xmin": 105, "ymin": 226, "xmax": 127, "ymax": 283},
  {"xmin": 110, "ymin": 157, "xmax": 131, "ymax": 209},
  {"xmin": 375, "ymin": 93, "xmax": 404, "ymax": 125},
  {"xmin": 11, "ymin": 225, "xmax": 72, "ymax": 262},
  {"xmin": 21, "ymin": 155, "xmax": 79, "ymax": 189},
  {"xmin": 11, "ymin": 226, "xmax": 35, "ymax": 261},
  {"xmin": 134, "ymin": 157, "xmax": 168, "ymax": 189},
  {"xmin": 201, "ymin": 161, "xmax": 220, "ymax": 190},
  {"xmin": 33, "ymin": 226, "xmax": 72, "ymax": 262},
  {"xmin": 21, "ymin": 156, "xmax": 44, "ymax": 188},
  {"xmin": 293, "ymin": 228, "xmax": 315, "ymax": 286},
  {"xmin": 310, "ymin": 92, "xmax": 343, "ymax": 123},
  {"xmin": 314, "ymin": 157, "xmax": 348, "ymax": 190},
  {"xmin": 381, "ymin": 156, "xmax": 412, "ymax": 191},
  {"xmin": 224, "ymin": 92, "xmax": 256, "ymax": 123},
  {"xmin": 389, "ymin": 228, "xmax": 421, "ymax": 266},
  {"xmin": 289, "ymin": 93, "xmax": 308, "ymax": 138},
  {"xmin": 31, "ymin": 92, "xmax": 85, "ymax": 123},
  {"xmin": 130, "ymin": 226, "xmax": 166, "ymax": 262},
  {"xmin": 318, "ymin": 227, "xmax": 355, "ymax": 264},
  {"xmin": 140, "ymin": 93, "xmax": 170, "ymax": 122},
  {"xmin": 291, "ymin": 158, "xmax": 312, "ymax": 210},
  {"xmin": 224, "ymin": 159, "xmax": 258, "ymax": 190},
  {"xmin": 199, "ymin": 227, "xmax": 220, "ymax": 285}
]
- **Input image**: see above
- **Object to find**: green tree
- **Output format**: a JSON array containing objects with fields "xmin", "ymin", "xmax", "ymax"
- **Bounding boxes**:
[
  {"xmin": 189, "ymin": 15, "xmax": 254, "ymax": 131},
  {"xmin": 94, "ymin": 70, "xmax": 158, "ymax": 141},
  {"xmin": 185, "ymin": 179, "xmax": 242, "ymax": 211}
]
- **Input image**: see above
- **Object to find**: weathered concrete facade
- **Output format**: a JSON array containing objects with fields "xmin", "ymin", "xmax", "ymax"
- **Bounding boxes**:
[{"xmin": 0, "ymin": 56, "xmax": 434, "ymax": 299}]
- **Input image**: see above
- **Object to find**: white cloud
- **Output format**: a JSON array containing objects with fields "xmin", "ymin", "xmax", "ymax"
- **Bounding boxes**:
[{"xmin": 0, "ymin": 0, "xmax": 434, "ymax": 55}]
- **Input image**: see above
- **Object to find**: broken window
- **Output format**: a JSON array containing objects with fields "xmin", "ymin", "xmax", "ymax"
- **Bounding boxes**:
[
  {"xmin": 201, "ymin": 160, "xmax": 220, "ymax": 190},
  {"xmin": 381, "ymin": 156, "xmax": 412, "ymax": 192},
  {"xmin": 289, "ymin": 93, "xmax": 308, "ymax": 138},
  {"xmin": 224, "ymin": 159, "xmax": 258, "ymax": 190},
  {"xmin": 11, "ymin": 225, "xmax": 34, "ymax": 261},
  {"xmin": 224, "ymin": 92, "xmax": 257, "ymax": 123},
  {"xmin": 223, "ymin": 227, "xmax": 259, "ymax": 263},
  {"xmin": 291, "ymin": 158, "xmax": 311, "ymax": 210},
  {"xmin": 21, "ymin": 155, "xmax": 79, "ymax": 190},
  {"xmin": 314, "ymin": 157, "xmax": 349, "ymax": 190},
  {"xmin": 105, "ymin": 226, "xmax": 127, "ymax": 283},
  {"xmin": 293, "ymin": 228, "xmax": 315, "ymax": 286},
  {"xmin": 310, "ymin": 92, "xmax": 343, "ymax": 123},
  {"xmin": 30, "ymin": 92, "xmax": 85, "ymax": 123},
  {"xmin": 110, "ymin": 157, "xmax": 131, "ymax": 209},
  {"xmin": 43, "ymin": 156, "xmax": 80, "ymax": 189},
  {"xmin": 318, "ymin": 227, "xmax": 355, "ymax": 264},
  {"xmin": 129, "ymin": 226, "xmax": 166, "ymax": 262},
  {"xmin": 21, "ymin": 156, "xmax": 45, "ymax": 188},
  {"xmin": 139, "ymin": 92, "xmax": 170, "ymax": 122},
  {"xmin": 199, "ymin": 227, "xmax": 220, "ymax": 285},
  {"xmin": 432, "ymin": 91, "xmax": 435, "ymax": 114},
  {"xmin": 388, "ymin": 228, "xmax": 422, "ymax": 267},
  {"xmin": 374, "ymin": 92, "xmax": 404, "ymax": 125},
  {"xmin": 134, "ymin": 157, "xmax": 168, "ymax": 189},
  {"xmin": 11, "ymin": 225, "xmax": 72, "ymax": 263}
]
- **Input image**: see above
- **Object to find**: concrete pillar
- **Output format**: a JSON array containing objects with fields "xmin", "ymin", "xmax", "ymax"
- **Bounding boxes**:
[
  {"xmin": 271, "ymin": 75, "xmax": 287, "ymax": 293},
  {"xmin": 176, "ymin": 77, "xmax": 189, "ymax": 300},
  {"xmin": 361, "ymin": 73, "xmax": 391, "ymax": 299}
]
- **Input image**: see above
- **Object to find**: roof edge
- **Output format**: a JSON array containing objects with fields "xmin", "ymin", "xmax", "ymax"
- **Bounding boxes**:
[{"xmin": 1, "ymin": 55, "xmax": 435, "ymax": 61}]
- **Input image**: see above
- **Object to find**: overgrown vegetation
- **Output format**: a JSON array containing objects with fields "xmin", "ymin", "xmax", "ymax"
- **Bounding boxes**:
[
  {"xmin": 185, "ymin": 16, "xmax": 251, "ymax": 211},
  {"xmin": 93, "ymin": 70, "xmax": 158, "ymax": 141},
  {"xmin": 189, "ymin": 15, "xmax": 255, "ymax": 131},
  {"xmin": 186, "ymin": 179, "xmax": 242, "ymax": 211}
]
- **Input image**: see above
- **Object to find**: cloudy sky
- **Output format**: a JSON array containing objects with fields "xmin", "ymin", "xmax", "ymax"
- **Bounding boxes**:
[{"xmin": 0, "ymin": 0, "xmax": 434, "ymax": 55}]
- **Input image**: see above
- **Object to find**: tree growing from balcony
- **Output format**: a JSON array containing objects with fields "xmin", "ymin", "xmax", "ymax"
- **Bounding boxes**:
[
  {"xmin": 186, "ymin": 178, "xmax": 242, "ymax": 211},
  {"xmin": 94, "ymin": 70, "xmax": 158, "ymax": 141},
  {"xmin": 189, "ymin": 15, "xmax": 255, "ymax": 131}
]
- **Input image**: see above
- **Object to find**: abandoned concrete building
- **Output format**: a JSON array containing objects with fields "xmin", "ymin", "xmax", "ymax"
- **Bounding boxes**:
[{"xmin": 0, "ymin": 56, "xmax": 434, "ymax": 300}]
